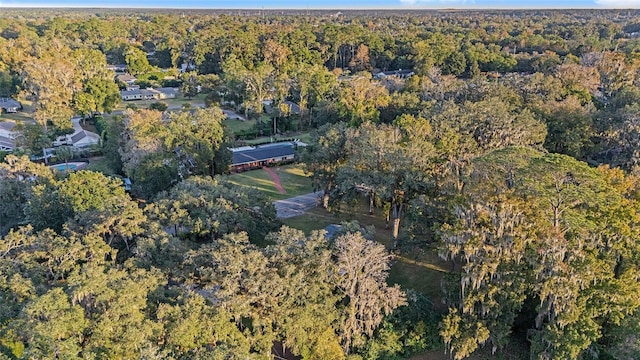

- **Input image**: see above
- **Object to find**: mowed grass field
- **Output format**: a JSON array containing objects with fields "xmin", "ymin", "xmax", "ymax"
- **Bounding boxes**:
[
  {"xmin": 224, "ymin": 163, "xmax": 313, "ymax": 201},
  {"xmin": 223, "ymin": 117, "xmax": 257, "ymax": 133}
]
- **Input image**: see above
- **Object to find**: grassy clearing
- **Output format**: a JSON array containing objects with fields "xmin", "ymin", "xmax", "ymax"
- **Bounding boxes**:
[
  {"xmin": 86, "ymin": 156, "xmax": 118, "ymax": 176},
  {"xmin": 225, "ymin": 163, "xmax": 313, "ymax": 201},
  {"xmin": 224, "ymin": 118, "xmax": 257, "ymax": 133},
  {"xmin": 296, "ymin": 132, "xmax": 312, "ymax": 144},
  {"xmin": 0, "ymin": 112, "xmax": 34, "ymax": 124}
]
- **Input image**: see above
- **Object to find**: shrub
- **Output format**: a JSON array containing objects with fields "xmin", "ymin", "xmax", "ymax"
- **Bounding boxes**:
[{"xmin": 149, "ymin": 102, "xmax": 168, "ymax": 112}]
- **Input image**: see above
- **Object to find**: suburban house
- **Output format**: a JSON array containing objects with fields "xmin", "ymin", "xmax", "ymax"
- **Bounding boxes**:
[
  {"xmin": 121, "ymin": 87, "xmax": 178, "ymax": 101},
  {"xmin": 53, "ymin": 117, "xmax": 100, "ymax": 148},
  {"xmin": 155, "ymin": 88, "xmax": 178, "ymax": 99},
  {"xmin": 0, "ymin": 121, "xmax": 17, "ymax": 151},
  {"xmin": 230, "ymin": 142, "xmax": 297, "ymax": 172},
  {"xmin": 116, "ymin": 73, "xmax": 137, "ymax": 85},
  {"xmin": 373, "ymin": 69, "xmax": 415, "ymax": 79},
  {"xmin": 69, "ymin": 130, "xmax": 101, "ymax": 148},
  {"xmin": 0, "ymin": 98, "xmax": 21, "ymax": 113},
  {"xmin": 121, "ymin": 89, "xmax": 157, "ymax": 101}
]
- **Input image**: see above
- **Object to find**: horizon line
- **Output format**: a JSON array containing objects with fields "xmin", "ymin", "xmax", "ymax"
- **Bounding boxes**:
[{"xmin": 0, "ymin": 5, "xmax": 628, "ymax": 9}]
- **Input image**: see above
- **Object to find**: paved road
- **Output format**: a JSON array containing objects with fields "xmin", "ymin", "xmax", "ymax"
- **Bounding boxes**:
[{"xmin": 274, "ymin": 191, "xmax": 324, "ymax": 219}]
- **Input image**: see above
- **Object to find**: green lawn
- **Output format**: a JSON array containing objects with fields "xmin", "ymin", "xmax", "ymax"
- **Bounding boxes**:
[
  {"xmin": 224, "ymin": 117, "xmax": 257, "ymax": 133},
  {"xmin": 224, "ymin": 163, "xmax": 313, "ymax": 201},
  {"xmin": 86, "ymin": 156, "xmax": 119, "ymax": 176},
  {"xmin": 0, "ymin": 111, "xmax": 34, "ymax": 124}
]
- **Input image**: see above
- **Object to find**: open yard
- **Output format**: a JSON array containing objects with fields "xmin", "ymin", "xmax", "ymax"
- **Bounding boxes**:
[
  {"xmin": 223, "ymin": 117, "xmax": 257, "ymax": 133},
  {"xmin": 224, "ymin": 163, "xmax": 313, "ymax": 201},
  {"xmin": 0, "ymin": 112, "xmax": 35, "ymax": 124},
  {"xmin": 85, "ymin": 156, "xmax": 119, "ymax": 176},
  {"xmin": 242, "ymin": 131, "xmax": 313, "ymax": 145}
]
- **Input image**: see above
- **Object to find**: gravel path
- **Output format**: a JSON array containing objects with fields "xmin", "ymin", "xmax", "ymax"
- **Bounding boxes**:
[{"xmin": 274, "ymin": 191, "xmax": 324, "ymax": 218}]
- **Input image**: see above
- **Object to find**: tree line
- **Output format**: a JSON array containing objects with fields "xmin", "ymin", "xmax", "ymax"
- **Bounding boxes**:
[{"xmin": 1, "ymin": 8, "xmax": 640, "ymax": 360}]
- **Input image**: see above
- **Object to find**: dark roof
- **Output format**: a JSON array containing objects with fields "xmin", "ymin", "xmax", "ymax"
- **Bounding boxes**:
[
  {"xmin": 231, "ymin": 143, "xmax": 295, "ymax": 166},
  {"xmin": 0, "ymin": 98, "xmax": 21, "ymax": 110},
  {"xmin": 283, "ymin": 101, "xmax": 301, "ymax": 114},
  {"xmin": 121, "ymin": 89, "xmax": 142, "ymax": 96},
  {"xmin": 70, "ymin": 131, "xmax": 88, "ymax": 143}
]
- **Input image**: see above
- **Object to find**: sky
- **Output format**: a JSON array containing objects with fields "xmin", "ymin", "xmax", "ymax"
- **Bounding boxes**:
[{"xmin": 0, "ymin": 0, "xmax": 639, "ymax": 8}]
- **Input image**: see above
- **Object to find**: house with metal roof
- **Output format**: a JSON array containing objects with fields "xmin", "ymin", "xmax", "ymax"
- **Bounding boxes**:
[
  {"xmin": 0, "ymin": 121, "xmax": 17, "ymax": 151},
  {"xmin": 230, "ymin": 142, "xmax": 296, "ymax": 172}
]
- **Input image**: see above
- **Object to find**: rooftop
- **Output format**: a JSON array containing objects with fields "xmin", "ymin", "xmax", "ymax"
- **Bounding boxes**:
[
  {"xmin": 231, "ymin": 142, "xmax": 295, "ymax": 166},
  {"xmin": 0, "ymin": 121, "xmax": 17, "ymax": 132},
  {"xmin": 0, "ymin": 98, "xmax": 21, "ymax": 109},
  {"xmin": 0, "ymin": 135, "xmax": 15, "ymax": 150}
]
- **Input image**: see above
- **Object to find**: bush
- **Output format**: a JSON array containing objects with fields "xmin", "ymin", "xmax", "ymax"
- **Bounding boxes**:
[
  {"xmin": 162, "ymin": 79, "xmax": 181, "ymax": 88},
  {"xmin": 94, "ymin": 116, "xmax": 109, "ymax": 139},
  {"xmin": 355, "ymin": 290, "xmax": 442, "ymax": 359},
  {"xmin": 149, "ymin": 102, "xmax": 168, "ymax": 112}
]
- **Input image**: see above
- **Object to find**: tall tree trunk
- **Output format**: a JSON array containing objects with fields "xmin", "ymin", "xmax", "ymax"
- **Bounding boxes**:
[
  {"xmin": 384, "ymin": 202, "xmax": 390, "ymax": 229},
  {"xmin": 369, "ymin": 191, "xmax": 375, "ymax": 215},
  {"xmin": 391, "ymin": 201, "xmax": 403, "ymax": 251},
  {"xmin": 391, "ymin": 217, "xmax": 401, "ymax": 250},
  {"xmin": 323, "ymin": 182, "xmax": 332, "ymax": 209}
]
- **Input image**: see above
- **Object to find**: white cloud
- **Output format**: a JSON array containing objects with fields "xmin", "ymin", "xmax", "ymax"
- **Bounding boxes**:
[{"xmin": 595, "ymin": 0, "xmax": 640, "ymax": 7}]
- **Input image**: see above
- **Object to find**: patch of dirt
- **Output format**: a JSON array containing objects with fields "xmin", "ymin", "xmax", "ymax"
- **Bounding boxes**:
[{"xmin": 263, "ymin": 166, "xmax": 286, "ymax": 194}]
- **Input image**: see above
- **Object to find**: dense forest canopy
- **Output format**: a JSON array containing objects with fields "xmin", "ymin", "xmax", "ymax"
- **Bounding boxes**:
[{"xmin": 1, "ymin": 8, "xmax": 640, "ymax": 360}]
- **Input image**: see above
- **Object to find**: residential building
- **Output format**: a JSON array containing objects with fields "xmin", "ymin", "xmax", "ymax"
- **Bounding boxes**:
[
  {"xmin": 116, "ymin": 73, "xmax": 137, "ymax": 85},
  {"xmin": 121, "ymin": 87, "xmax": 178, "ymax": 101},
  {"xmin": 53, "ymin": 117, "xmax": 100, "ymax": 148},
  {"xmin": 0, "ymin": 98, "xmax": 21, "ymax": 113},
  {"xmin": 0, "ymin": 121, "xmax": 17, "ymax": 151},
  {"xmin": 121, "ymin": 89, "xmax": 157, "ymax": 101},
  {"xmin": 230, "ymin": 142, "xmax": 297, "ymax": 172}
]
